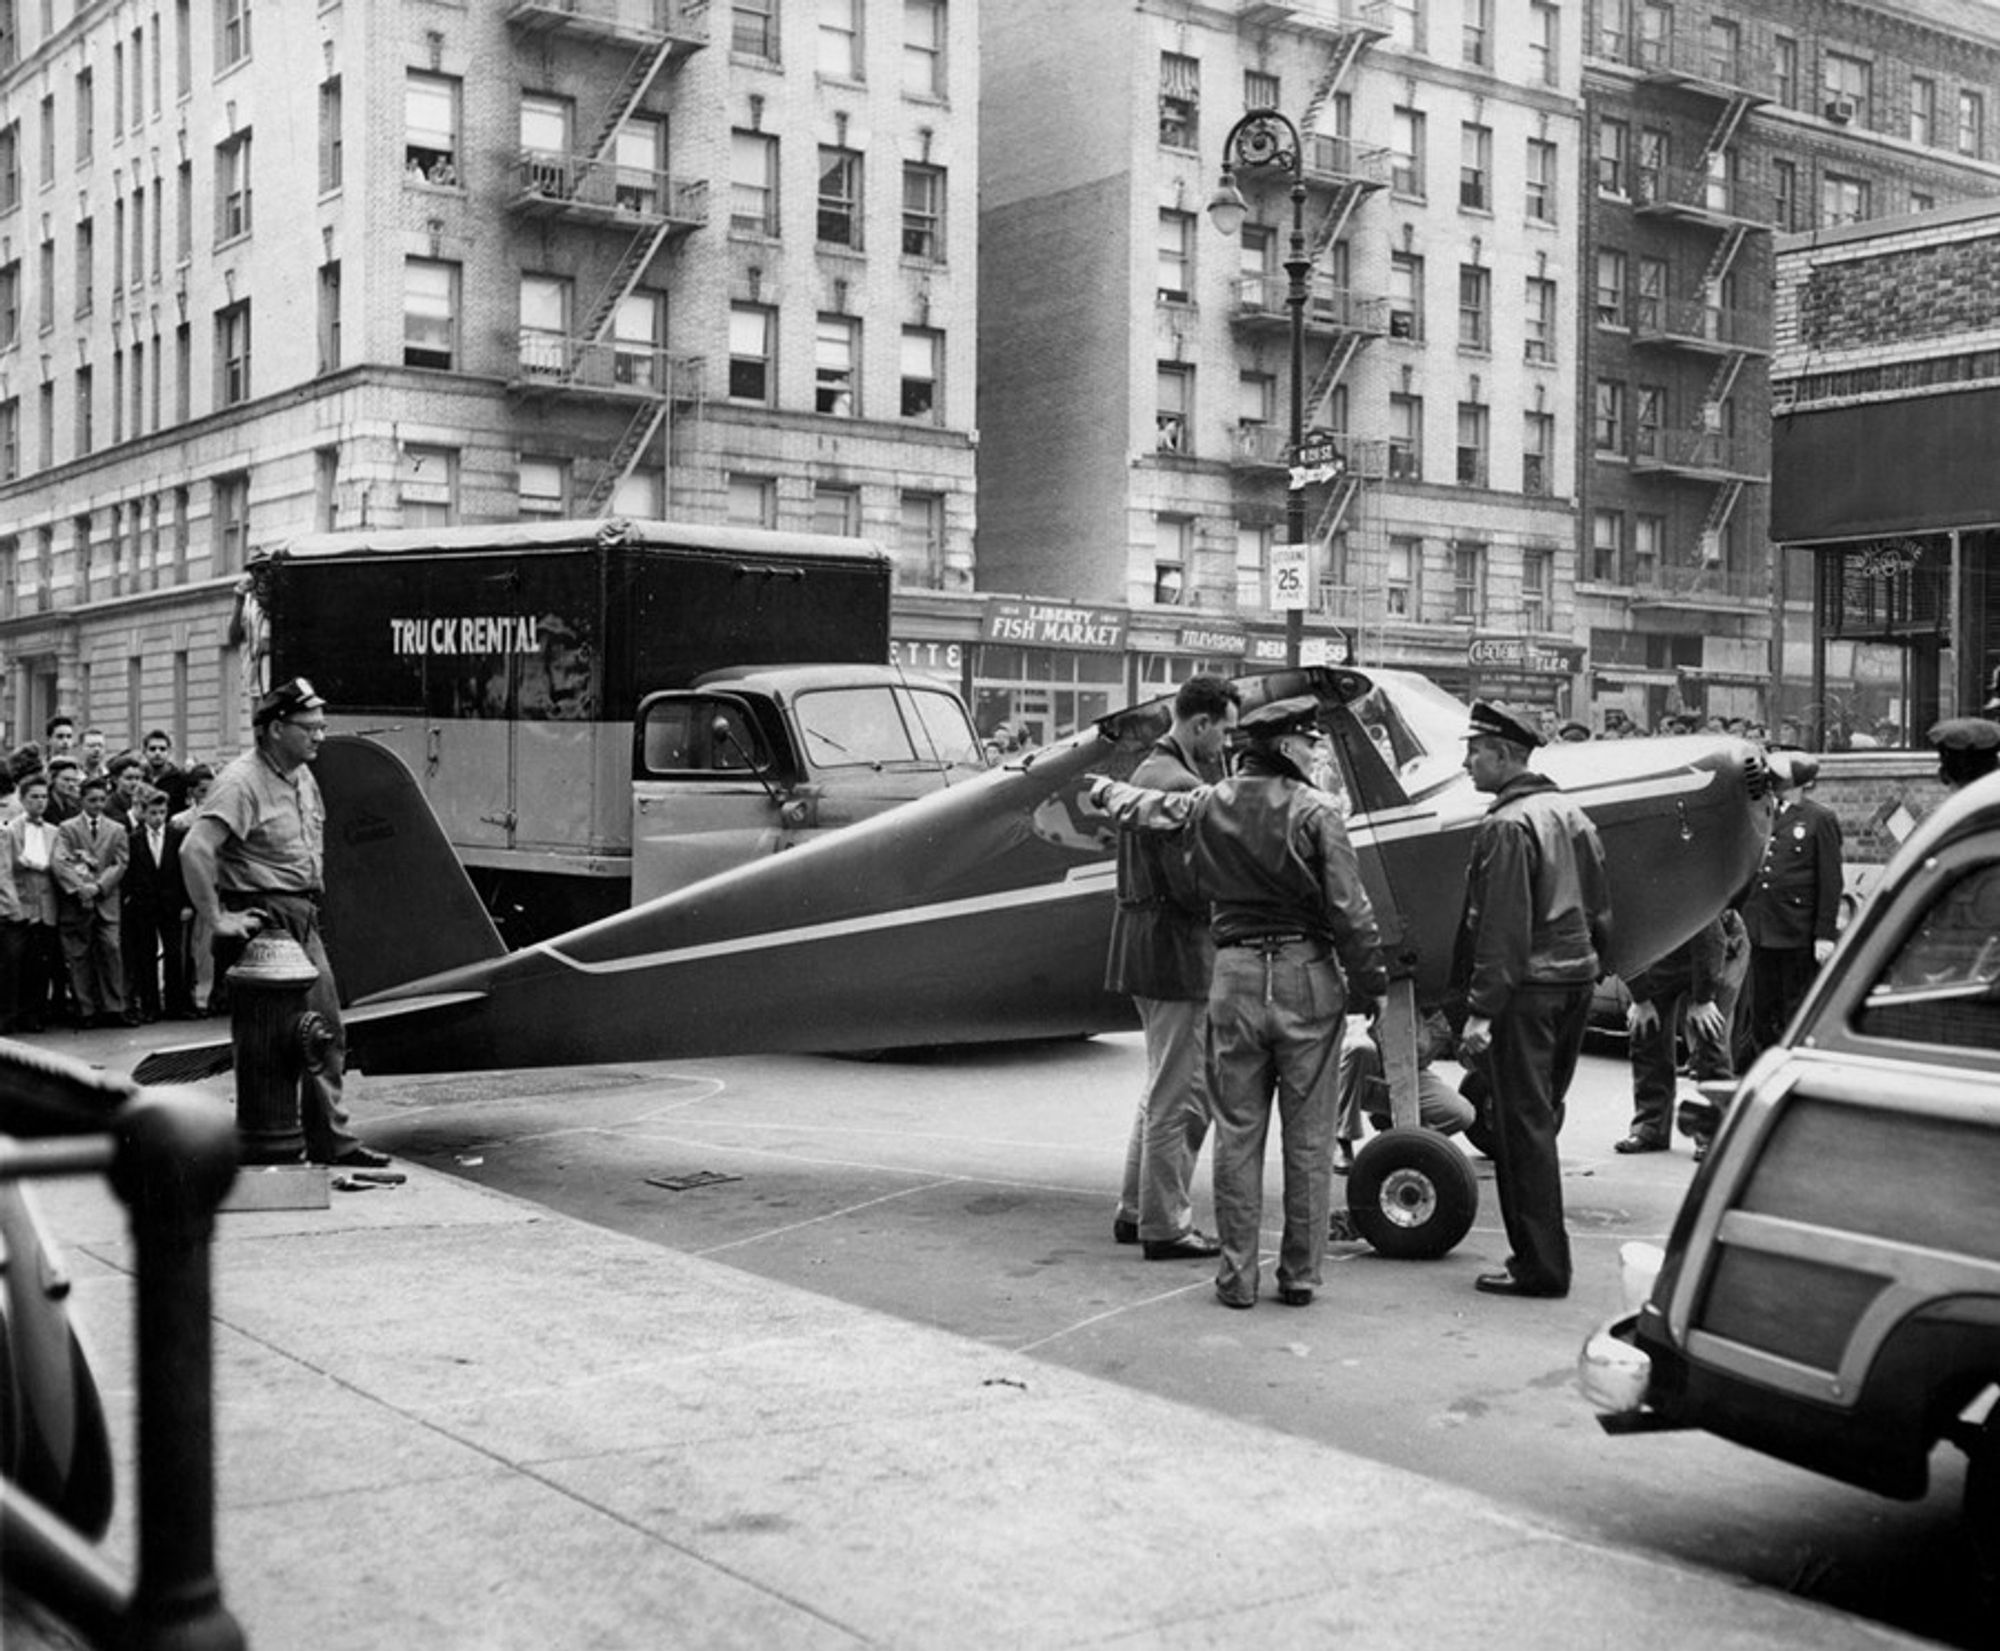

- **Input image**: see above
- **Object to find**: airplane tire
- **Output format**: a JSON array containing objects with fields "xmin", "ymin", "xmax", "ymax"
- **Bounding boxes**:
[{"xmin": 1347, "ymin": 1129, "xmax": 1479, "ymax": 1261}]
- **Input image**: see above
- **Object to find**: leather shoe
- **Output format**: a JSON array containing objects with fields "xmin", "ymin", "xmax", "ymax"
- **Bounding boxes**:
[
  {"xmin": 1112, "ymin": 1217, "xmax": 1138, "ymax": 1246},
  {"xmin": 1143, "ymin": 1230, "xmax": 1221, "ymax": 1261},
  {"xmin": 1215, "ymin": 1288, "xmax": 1255, "ymax": 1310},
  {"xmin": 1277, "ymin": 1285, "xmax": 1313, "ymax": 1307},
  {"xmin": 1474, "ymin": 1271, "xmax": 1566, "ymax": 1299},
  {"xmin": 1332, "ymin": 1138, "xmax": 1356, "ymax": 1175},
  {"xmin": 325, "ymin": 1145, "xmax": 392, "ymax": 1169},
  {"xmin": 1613, "ymin": 1134, "xmax": 1667, "ymax": 1154}
]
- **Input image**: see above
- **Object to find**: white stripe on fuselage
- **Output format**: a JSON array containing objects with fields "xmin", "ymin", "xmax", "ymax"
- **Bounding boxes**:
[{"xmin": 531, "ymin": 765, "xmax": 1720, "ymax": 978}]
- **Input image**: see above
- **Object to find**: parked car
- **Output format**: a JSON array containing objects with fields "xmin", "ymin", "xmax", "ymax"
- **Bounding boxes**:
[{"xmin": 1580, "ymin": 769, "xmax": 2000, "ymax": 1572}]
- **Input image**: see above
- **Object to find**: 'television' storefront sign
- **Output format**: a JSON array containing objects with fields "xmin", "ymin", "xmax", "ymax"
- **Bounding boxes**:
[
  {"xmin": 982, "ymin": 598, "xmax": 1128, "ymax": 651},
  {"xmin": 1467, "ymin": 637, "xmax": 1586, "ymax": 675}
]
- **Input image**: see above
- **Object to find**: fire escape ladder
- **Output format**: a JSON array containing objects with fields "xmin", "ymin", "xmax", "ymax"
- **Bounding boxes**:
[
  {"xmin": 1700, "ymin": 350, "xmax": 1747, "ymax": 427},
  {"xmin": 572, "ymin": 220, "xmax": 676, "ymax": 367},
  {"xmin": 1701, "ymin": 95, "xmax": 1755, "ymax": 165},
  {"xmin": 1308, "ymin": 181, "xmax": 1365, "ymax": 264},
  {"xmin": 1305, "ymin": 331, "xmax": 1362, "ymax": 419},
  {"xmin": 582, "ymin": 398, "xmax": 672, "ymax": 515},
  {"xmin": 1698, "ymin": 479, "xmax": 1745, "ymax": 566},
  {"xmin": 1702, "ymin": 222, "xmax": 1749, "ymax": 290},
  {"xmin": 1312, "ymin": 472, "xmax": 1362, "ymax": 545},
  {"xmin": 575, "ymin": 39, "xmax": 675, "ymax": 183},
  {"xmin": 1299, "ymin": 29, "xmax": 1369, "ymax": 135}
]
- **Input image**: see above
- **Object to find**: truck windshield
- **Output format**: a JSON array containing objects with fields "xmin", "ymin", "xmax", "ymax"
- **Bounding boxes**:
[{"xmin": 796, "ymin": 686, "xmax": 983, "ymax": 772}]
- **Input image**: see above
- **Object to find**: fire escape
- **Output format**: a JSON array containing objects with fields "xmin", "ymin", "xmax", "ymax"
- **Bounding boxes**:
[
  {"xmin": 1225, "ymin": 1, "xmax": 1391, "ymax": 631},
  {"xmin": 1628, "ymin": 32, "xmax": 1773, "ymax": 604},
  {"xmin": 504, "ymin": 1, "xmax": 711, "ymax": 514}
]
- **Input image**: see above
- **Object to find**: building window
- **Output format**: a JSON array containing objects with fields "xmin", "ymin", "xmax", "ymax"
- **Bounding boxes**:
[
  {"xmin": 1523, "ymin": 409, "xmax": 1554, "ymax": 495},
  {"xmin": 612, "ymin": 291, "xmax": 664, "ymax": 389},
  {"xmin": 815, "ymin": 314, "xmax": 857, "ymax": 414},
  {"xmin": 521, "ymin": 95, "xmax": 573, "ymax": 193},
  {"xmin": 1457, "ymin": 264, "xmax": 1489, "ymax": 351},
  {"xmin": 903, "ymin": 0, "xmax": 945, "ymax": 97},
  {"xmin": 1389, "ymin": 249, "xmax": 1423, "ymax": 339},
  {"xmin": 1391, "ymin": 106, "xmax": 1425, "ymax": 197},
  {"xmin": 900, "ymin": 326, "xmax": 941, "ymax": 420},
  {"xmin": 1245, "ymin": 70, "xmax": 1279, "ymax": 111},
  {"xmin": 898, "ymin": 492, "xmax": 945, "ymax": 586},
  {"xmin": 215, "ymin": 300, "xmax": 250, "ymax": 406},
  {"xmin": 1524, "ymin": 275, "xmax": 1556, "ymax": 362},
  {"xmin": 76, "ymin": 67, "xmax": 94, "ymax": 165},
  {"xmin": 1634, "ymin": 513, "xmax": 1663, "ymax": 583},
  {"xmin": 817, "ymin": 146, "xmax": 861, "ymax": 246},
  {"xmin": 1525, "ymin": 137, "xmax": 1556, "ymax": 222},
  {"xmin": 74, "ymin": 364, "xmax": 92, "ymax": 455},
  {"xmin": 1912, "ymin": 188, "xmax": 1936, "ymax": 214},
  {"xmin": 1522, "ymin": 549, "xmax": 1553, "ymax": 631},
  {"xmin": 1594, "ymin": 380, "xmax": 1626, "ymax": 455},
  {"xmin": 727, "ymin": 472, "xmax": 778, "ymax": 527},
  {"xmin": 1635, "ymin": 383, "xmax": 1664, "ymax": 458},
  {"xmin": 37, "ymin": 236, "xmax": 52, "ymax": 330},
  {"xmin": 314, "ymin": 446, "xmax": 340, "ymax": 530},
  {"xmin": 1462, "ymin": 0, "xmax": 1489, "ymax": 66},
  {"xmin": 1820, "ymin": 173, "xmax": 1868, "ymax": 228},
  {"xmin": 215, "ymin": 130, "xmax": 251, "ymax": 242},
  {"xmin": 902, "ymin": 163, "xmax": 943, "ymax": 259},
  {"xmin": 813, "ymin": 482, "xmax": 862, "ymax": 537},
  {"xmin": 0, "ymin": 398, "xmax": 16, "ymax": 483},
  {"xmin": 317, "ymin": 260, "xmax": 341, "ymax": 373},
  {"xmin": 1156, "ymin": 210, "xmax": 1193, "ymax": 303},
  {"xmin": 1388, "ymin": 392, "xmax": 1422, "ymax": 479},
  {"xmin": 218, "ymin": 0, "xmax": 251, "ymax": 69},
  {"xmin": 405, "ymin": 72, "xmax": 459, "ymax": 186},
  {"xmin": 732, "ymin": 131, "xmax": 779, "ymax": 234},
  {"xmin": 732, "ymin": 0, "xmax": 779, "ymax": 62},
  {"xmin": 1636, "ymin": 126, "xmax": 1666, "ymax": 203},
  {"xmin": 174, "ymin": 322, "xmax": 190, "ymax": 422},
  {"xmin": 75, "ymin": 218, "xmax": 94, "ymax": 317},
  {"xmin": 1385, "ymin": 535, "xmax": 1420, "ymax": 617},
  {"xmin": 1450, "ymin": 542, "xmax": 1483, "ymax": 620},
  {"xmin": 1960, "ymin": 90, "xmax": 1986, "ymax": 158},
  {"xmin": 1595, "ymin": 115, "xmax": 1627, "ymax": 194},
  {"xmin": 0, "ymin": 123, "xmax": 18, "ymax": 214},
  {"xmin": 1387, "ymin": 0, "xmax": 1423, "ymax": 54},
  {"xmin": 1773, "ymin": 35, "xmax": 1798, "ymax": 108},
  {"xmin": 1528, "ymin": 2, "xmax": 1557, "ymax": 86},
  {"xmin": 818, "ymin": 0, "xmax": 862, "ymax": 81},
  {"xmin": 37, "ymin": 94, "xmax": 52, "ymax": 187},
  {"xmin": 729, "ymin": 303, "xmax": 774, "ymax": 403},
  {"xmin": 0, "ymin": 261, "xmax": 16, "ymax": 351},
  {"xmin": 1635, "ymin": 256, "xmax": 1665, "ymax": 331},
  {"xmin": 1455, "ymin": 402, "xmax": 1488, "ymax": 487},
  {"xmin": 176, "ymin": 159, "xmax": 192, "ymax": 262},
  {"xmin": 1459, "ymin": 122, "xmax": 1490, "ymax": 211},
  {"xmin": 212, "ymin": 472, "xmax": 249, "ymax": 573},
  {"xmin": 1594, "ymin": 248, "xmax": 1626, "ymax": 326},
  {"xmin": 402, "ymin": 258, "xmax": 458, "ymax": 369},
  {"xmin": 1156, "ymin": 362, "xmax": 1192, "ymax": 454},
  {"xmin": 1591, "ymin": 510, "xmax": 1622, "ymax": 583},
  {"xmin": 1910, "ymin": 76, "xmax": 1936, "ymax": 147},
  {"xmin": 1822, "ymin": 52, "xmax": 1870, "ymax": 125},
  {"xmin": 1772, "ymin": 157, "xmax": 1798, "ymax": 233},
  {"xmin": 1153, "ymin": 517, "xmax": 1190, "ymax": 606},
  {"xmin": 398, "ymin": 444, "xmax": 456, "ymax": 528},
  {"xmin": 516, "ymin": 457, "xmax": 567, "ymax": 519},
  {"xmin": 1159, "ymin": 52, "xmax": 1199, "ymax": 149},
  {"xmin": 319, "ymin": 76, "xmax": 342, "ymax": 191}
]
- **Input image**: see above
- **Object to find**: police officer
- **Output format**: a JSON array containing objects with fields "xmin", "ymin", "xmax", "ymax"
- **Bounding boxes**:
[
  {"xmin": 1094, "ymin": 696, "xmax": 1387, "ymax": 1310},
  {"xmin": 1738, "ymin": 751, "xmax": 1843, "ymax": 1054},
  {"xmin": 1926, "ymin": 716, "xmax": 2000, "ymax": 791},
  {"xmin": 1452, "ymin": 702, "xmax": 1611, "ymax": 1300}
]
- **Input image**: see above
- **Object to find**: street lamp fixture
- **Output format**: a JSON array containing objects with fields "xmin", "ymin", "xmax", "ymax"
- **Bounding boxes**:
[{"xmin": 1208, "ymin": 108, "xmax": 1310, "ymax": 669}]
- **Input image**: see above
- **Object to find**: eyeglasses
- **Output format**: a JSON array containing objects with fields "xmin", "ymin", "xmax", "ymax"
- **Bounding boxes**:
[{"xmin": 282, "ymin": 719, "xmax": 329, "ymax": 737}]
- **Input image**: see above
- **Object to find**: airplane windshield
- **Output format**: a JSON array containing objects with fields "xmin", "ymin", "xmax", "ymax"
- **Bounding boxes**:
[{"xmin": 1348, "ymin": 673, "xmax": 1470, "ymax": 799}]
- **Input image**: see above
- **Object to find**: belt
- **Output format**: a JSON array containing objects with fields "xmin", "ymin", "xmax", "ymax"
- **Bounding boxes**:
[{"xmin": 1220, "ymin": 932, "xmax": 1314, "ymax": 950}]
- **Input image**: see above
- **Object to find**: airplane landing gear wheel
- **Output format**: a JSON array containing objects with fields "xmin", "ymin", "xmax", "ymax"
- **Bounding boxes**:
[{"xmin": 1346, "ymin": 1128, "xmax": 1479, "ymax": 1260}]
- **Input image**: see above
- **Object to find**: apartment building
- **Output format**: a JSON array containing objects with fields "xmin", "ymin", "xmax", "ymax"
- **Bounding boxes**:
[
  {"xmin": 980, "ymin": 0, "xmax": 1589, "ymax": 715},
  {"xmin": 0, "ymin": 0, "xmax": 979, "ymax": 758},
  {"xmin": 1580, "ymin": 0, "xmax": 2000, "ymax": 732}
]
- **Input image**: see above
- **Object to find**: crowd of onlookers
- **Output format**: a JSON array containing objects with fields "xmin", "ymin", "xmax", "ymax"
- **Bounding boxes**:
[{"xmin": 0, "ymin": 713, "xmax": 226, "ymax": 1035}]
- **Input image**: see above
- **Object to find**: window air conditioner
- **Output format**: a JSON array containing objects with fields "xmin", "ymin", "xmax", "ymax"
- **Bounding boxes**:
[{"xmin": 1824, "ymin": 98, "xmax": 1857, "ymax": 123}]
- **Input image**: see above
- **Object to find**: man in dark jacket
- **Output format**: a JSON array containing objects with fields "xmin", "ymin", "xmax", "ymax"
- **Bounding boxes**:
[
  {"xmin": 1453, "ymin": 702, "xmax": 1612, "ymax": 1300},
  {"xmin": 1739, "ymin": 751, "xmax": 1843, "ymax": 1054},
  {"xmin": 1104, "ymin": 674, "xmax": 1238, "ymax": 1260},
  {"xmin": 1095, "ymin": 696, "xmax": 1388, "ymax": 1311},
  {"xmin": 120, "ymin": 785, "xmax": 187, "ymax": 1023}
]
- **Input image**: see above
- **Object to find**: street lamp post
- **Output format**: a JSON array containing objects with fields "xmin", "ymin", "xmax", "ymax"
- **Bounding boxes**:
[{"xmin": 1209, "ymin": 108, "xmax": 1310, "ymax": 669}]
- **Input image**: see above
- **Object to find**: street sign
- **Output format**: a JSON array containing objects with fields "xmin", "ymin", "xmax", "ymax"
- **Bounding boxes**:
[
  {"xmin": 1269, "ymin": 542, "xmax": 1309, "ymax": 612},
  {"xmin": 1294, "ymin": 436, "xmax": 1342, "ymax": 469}
]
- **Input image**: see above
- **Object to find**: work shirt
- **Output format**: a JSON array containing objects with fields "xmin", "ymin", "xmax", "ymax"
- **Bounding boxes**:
[
  {"xmin": 200, "ymin": 747, "xmax": 326, "ymax": 896},
  {"xmin": 1452, "ymin": 770, "xmax": 1612, "ymax": 1019}
]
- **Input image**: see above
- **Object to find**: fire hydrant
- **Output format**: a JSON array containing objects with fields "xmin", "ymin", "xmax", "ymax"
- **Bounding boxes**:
[{"xmin": 226, "ymin": 930, "xmax": 335, "ymax": 1166}]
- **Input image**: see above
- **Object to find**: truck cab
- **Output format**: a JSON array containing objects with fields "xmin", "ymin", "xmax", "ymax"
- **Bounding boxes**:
[{"xmin": 631, "ymin": 665, "xmax": 985, "ymax": 902}]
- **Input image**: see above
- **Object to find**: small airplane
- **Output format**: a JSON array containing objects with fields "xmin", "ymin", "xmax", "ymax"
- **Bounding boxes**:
[{"xmin": 137, "ymin": 665, "xmax": 1774, "ymax": 1256}]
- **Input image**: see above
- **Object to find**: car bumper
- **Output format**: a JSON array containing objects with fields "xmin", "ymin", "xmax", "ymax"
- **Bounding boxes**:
[{"xmin": 1576, "ymin": 1242, "xmax": 1691, "ymax": 1434}]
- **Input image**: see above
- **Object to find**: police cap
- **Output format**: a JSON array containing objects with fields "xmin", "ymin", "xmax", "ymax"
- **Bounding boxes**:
[
  {"xmin": 1465, "ymin": 700, "xmax": 1542, "ymax": 750},
  {"xmin": 1237, "ymin": 695, "xmax": 1320, "ymax": 742},
  {"xmin": 253, "ymin": 676, "xmax": 327, "ymax": 727},
  {"xmin": 1927, "ymin": 716, "xmax": 2000, "ymax": 753}
]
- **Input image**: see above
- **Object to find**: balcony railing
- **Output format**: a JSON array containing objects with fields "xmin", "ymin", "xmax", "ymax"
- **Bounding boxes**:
[
  {"xmin": 1234, "ymin": 0, "xmax": 1391, "ymax": 34},
  {"xmin": 1631, "ymin": 430, "xmax": 1767, "ymax": 481},
  {"xmin": 1228, "ymin": 275, "xmax": 1388, "ymax": 335},
  {"xmin": 1633, "ymin": 296, "xmax": 1771, "ymax": 354},
  {"xmin": 506, "ymin": 0, "xmax": 711, "ymax": 49},
  {"xmin": 1303, "ymin": 134, "xmax": 1393, "ymax": 189},
  {"xmin": 1633, "ymin": 165, "xmax": 1776, "ymax": 228},
  {"xmin": 1631, "ymin": 32, "xmax": 1774, "ymax": 99},
  {"xmin": 514, "ymin": 335, "xmax": 700, "ymax": 398},
  {"xmin": 509, "ymin": 153, "xmax": 709, "ymax": 229},
  {"xmin": 1630, "ymin": 562, "xmax": 1767, "ymax": 604}
]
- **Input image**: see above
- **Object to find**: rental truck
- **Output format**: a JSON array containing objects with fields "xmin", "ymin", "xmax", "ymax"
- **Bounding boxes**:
[{"xmin": 251, "ymin": 517, "xmax": 984, "ymax": 941}]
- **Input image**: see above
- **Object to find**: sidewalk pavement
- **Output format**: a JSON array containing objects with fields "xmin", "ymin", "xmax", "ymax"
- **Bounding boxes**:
[{"xmin": 5, "ymin": 1024, "xmax": 1928, "ymax": 1650}]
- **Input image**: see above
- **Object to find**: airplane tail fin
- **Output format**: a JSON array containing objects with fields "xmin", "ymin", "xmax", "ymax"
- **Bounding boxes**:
[{"xmin": 315, "ymin": 735, "xmax": 508, "ymax": 1002}]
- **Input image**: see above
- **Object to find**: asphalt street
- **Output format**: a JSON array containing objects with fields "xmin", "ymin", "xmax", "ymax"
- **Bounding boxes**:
[{"xmin": 341, "ymin": 1031, "xmax": 1987, "ymax": 1650}]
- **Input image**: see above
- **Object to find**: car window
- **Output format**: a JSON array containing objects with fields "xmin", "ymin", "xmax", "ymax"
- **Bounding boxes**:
[
  {"xmin": 640, "ymin": 697, "xmax": 769, "ymax": 775},
  {"xmin": 902, "ymin": 687, "xmax": 987, "ymax": 769},
  {"xmin": 1855, "ymin": 860, "xmax": 2000, "ymax": 1052}
]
